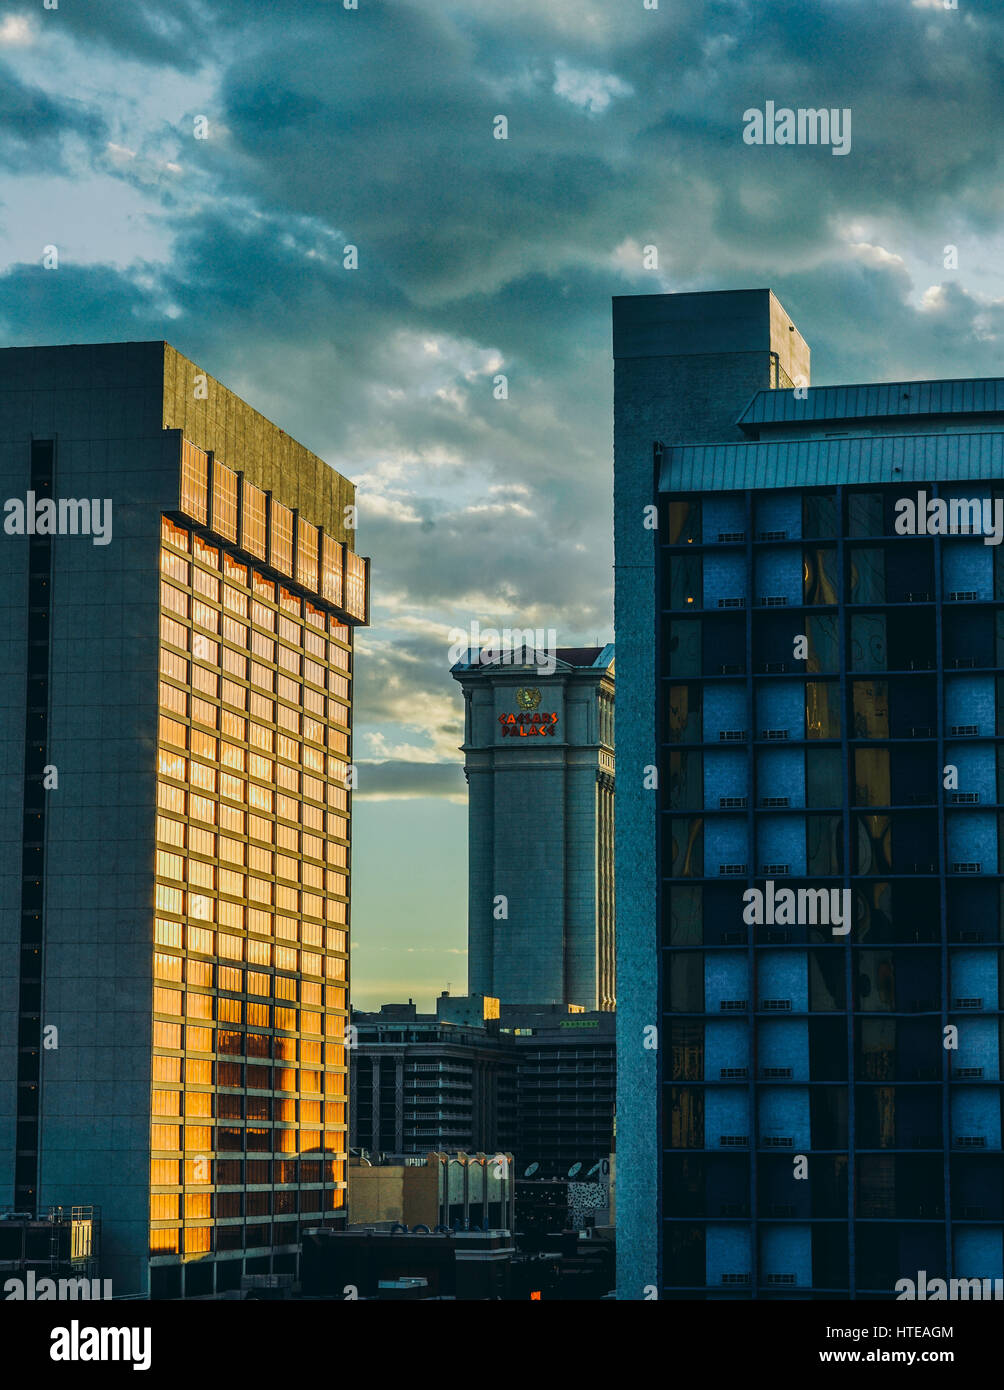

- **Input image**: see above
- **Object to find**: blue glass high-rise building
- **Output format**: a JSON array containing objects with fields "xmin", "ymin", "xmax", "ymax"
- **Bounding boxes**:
[{"xmin": 614, "ymin": 288, "xmax": 1004, "ymax": 1299}]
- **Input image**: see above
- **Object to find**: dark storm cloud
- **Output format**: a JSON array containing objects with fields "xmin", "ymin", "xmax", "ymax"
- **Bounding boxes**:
[
  {"xmin": 0, "ymin": 261, "xmax": 156, "ymax": 341},
  {"xmin": 780, "ymin": 270, "xmax": 1004, "ymax": 385},
  {"xmin": 0, "ymin": 61, "xmax": 107, "ymax": 173},
  {"xmin": 177, "ymin": 0, "xmax": 1004, "ymax": 304},
  {"xmin": 6, "ymin": 0, "xmax": 1004, "ymax": 780},
  {"xmin": 45, "ymin": 0, "xmax": 210, "ymax": 67}
]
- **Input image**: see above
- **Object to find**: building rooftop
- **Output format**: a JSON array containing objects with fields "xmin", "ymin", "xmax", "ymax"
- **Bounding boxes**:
[
  {"xmin": 450, "ymin": 642, "xmax": 614, "ymax": 674},
  {"xmin": 737, "ymin": 377, "xmax": 1004, "ymax": 432},
  {"xmin": 662, "ymin": 429, "xmax": 1004, "ymax": 493}
]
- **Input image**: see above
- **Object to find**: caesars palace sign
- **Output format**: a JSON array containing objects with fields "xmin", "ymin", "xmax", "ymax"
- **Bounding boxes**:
[{"xmin": 498, "ymin": 687, "xmax": 559, "ymax": 738}]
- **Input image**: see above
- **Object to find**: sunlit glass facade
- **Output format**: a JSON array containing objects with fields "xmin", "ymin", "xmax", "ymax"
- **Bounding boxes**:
[{"xmin": 149, "ymin": 440, "xmax": 366, "ymax": 1297}]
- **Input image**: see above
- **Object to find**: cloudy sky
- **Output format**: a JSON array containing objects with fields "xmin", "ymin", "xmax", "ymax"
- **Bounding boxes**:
[{"xmin": 1, "ymin": 0, "xmax": 1002, "ymax": 1007}]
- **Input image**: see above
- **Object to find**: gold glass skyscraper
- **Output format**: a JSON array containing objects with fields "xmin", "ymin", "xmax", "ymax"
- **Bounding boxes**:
[{"xmin": 0, "ymin": 343, "xmax": 368, "ymax": 1298}]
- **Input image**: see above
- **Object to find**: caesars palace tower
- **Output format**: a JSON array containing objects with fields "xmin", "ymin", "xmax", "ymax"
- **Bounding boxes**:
[{"xmin": 451, "ymin": 644, "xmax": 615, "ymax": 1011}]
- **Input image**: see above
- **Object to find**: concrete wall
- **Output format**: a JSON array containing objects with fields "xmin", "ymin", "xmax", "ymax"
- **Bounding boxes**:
[
  {"xmin": 613, "ymin": 288, "xmax": 806, "ymax": 1298},
  {"xmin": 0, "ymin": 344, "xmax": 178, "ymax": 1296}
]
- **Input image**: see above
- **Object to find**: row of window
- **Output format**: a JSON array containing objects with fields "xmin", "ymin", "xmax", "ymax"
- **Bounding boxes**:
[
  {"xmin": 150, "ymin": 1123, "xmax": 344, "ymax": 1153},
  {"xmin": 176, "ymin": 447, "xmax": 366, "ymax": 620},
  {"xmin": 155, "ymin": 882, "xmax": 346, "ymax": 925},
  {"xmin": 159, "ymin": 617, "xmax": 344, "ymax": 718},
  {"xmin": 153, "ymin": 1021, "xmax": 345, "ymax": 1060},
  {"xmin": 666, "ymin": 1086, "xmax": 1002, "ymax": 1149},
  {"xmin": 154, "ymin": 952, "xmax": 345, "ymax": 990},
  {"xmin": 152, "ymin": 1059, "xmax": 346, "ymax": 1089},
  {"xmin": 156, "ymin": 814, "xmax": 346, "ymax": 866},
  {"xmin": 152, "ymin": 1092, "xmax": 346, "ymax": 1122},
  {"xmin": 157, "ymin": 751, "xmax": 346, "ymax": 817},
  {"xmin": 155, "ymin": 849, "xmax": 344, "ymax": 899},
  {"xmin": 154, "ymin": 918, "xmax": 345, "ymax": 959},
  {"xmin": 665, "ymin": 490, "xmax": 1004, "ymax": 545},
  {"xmin": 667, "ymin": 950, "xmax": 995, "ymax": 1013},
  {"xmin": 666, "ymin": 812, "xmax": 1003, "ymax": 879},
  {"xmin": 666, "ymin": 748, "xmax": 1004, "ymax": 810},
  {"xmin": 154, "ymin": 985, "xmax": 344, "ymax": 1023},
  {"xmin": 156, "ymin": 783, "xmax": 346, "ymax": 842},
  {"xmin": 159, "ymin": 652, "xmax": 349, "ymax": 735},
  {"xmin": 666, "ymin": 881, "xmax": 1004, "ymax": 945},
  {"xmin": 161, "ymin": 577, "xmax": 342, "ymax": 681},
  {"xmin": 666, "ymin": 676, "xmax": 995, "ymax": 742},
  {"xmin": 158, "ymin": 714, "xmax": 345, "ymax": 780},
  {"xmin": 663, "ymin": 1221, "xmax": 969, "ymax": 1293},
  {"xmin": 150, "ymin": 1202, "xmax": 343, "ymax": 1256},
  {"xmin": 151, "ymin": 1157, "xmax": 341, "ymax": 1184},
  {"xmin": 159, "ymin": 684, "xmax": 349, "ymax": 753},
  {"xmin": 665, "ymin": 547, "xmax": 1004, "ymax": 610},
  {"xmin": 151, "ymin": 1187, "xmax": 344, "ymax": 1220},
  {"xmin": 161, "ymin": 539, "xmax": 343, "ymax": 651}
]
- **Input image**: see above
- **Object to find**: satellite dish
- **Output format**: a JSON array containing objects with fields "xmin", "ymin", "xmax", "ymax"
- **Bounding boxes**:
[
  {"xmin": 586, "ymin": 1161, "xmax": 601, "ymax": 1177},
  {"xmin": 524, "ymin": 1162, "xmax": 539, "ymax": 1177},
  {"xmin": 567, "ymin": 1162, "xmax": 582, "ymax": 1178}
]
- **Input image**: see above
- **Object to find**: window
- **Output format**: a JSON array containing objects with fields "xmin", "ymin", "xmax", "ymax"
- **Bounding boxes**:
[
  {"xmin": 161, "ymin": 581, "xmax": 188, "ymax": 619},
  {"xmin": 668, "ymin": 752, "xmax": 702, "ymax": 810},
  {"xmin": 242, "ymin": 481, "xmax": 267, "ymax": 559},
  {"xmin": 668, "ymin": 554, "xmax": 701, "ymax": 610},
  {"xmin": 855, "ymin": 749, "xmax": 890, "ymax": 807},
  {"xmin": 181, "ymin": 441, "xmax": 209, "ymax": 524},
  {"xmin": 848, "ymin": 491, "xmax": 884, "ymax": 537},
  {"xmin": 856, "ymin": 815, "xmax": 893, "ymax": 875},
  {"xmin": 803, "ymin": 491, "xmax": 837, "ymax": 538},
  {"xmin": 806, "ymin": 682, "xmax": 841, "ymax": 739},
  {"xmin": 297, "ymin": 518, "xmax": 319, "ymax": 591},
  {"xmin": 192, "ymin": 633, "xmax": 218, "ymax": 665},
  {"xmin": 803, "ymin": 548, "xmax": 838, "ymax": 605},
  {"xmin": 806, "ymin": 748, "xmax": 842, "ymax": 808},
  {"xmin": 157, "ymin": 817, "xmax": 185, "ymax": 848},
  {"xmin": 807, "ymin": 814, "xmax": 842, "ymax": 875},
  {"xmin": 322, "ymin": 535, "xmax": 343, "ymax": 606},
  {"xmin": 212, "ymin": 459, "xmax": 238, "ymax": 543},
  {"xmin": 193, "ymin": 665, "xmax": 217, "ymax": 697},
  {"xmin": 160, "ymin": 615, "xmax": 188, "ymax": 651},
  {"xmin": 157, "ymin": 783, "xmax": 186, "ymax": 815},
  {"xmin": 849, "ymin": 548, "xmax": 885, "ymax": 603},
  {"xmin": 345, "ymin": 551, "xmax": 367, "ymax": 621},
  {"xmin": 668, "ymin": 620, "xmax": 701, "ymax": 678},
  {"xmin": 223, "ymin": 616, "xmax": 247, "ymax": 648},
  {"xmin": 806, "ymin": 614, "xmax": 839, "ymax": 673},
  {"xmin": 194, "ymin": 535, "xmax": 219, "ymax": 568},
  {"xmin": 668, "ymin": 885, "xmax": 702, "ymax": 945},
  {"xmin": 667, "ymin": 499, "xmax": 701, "ymax": 545},
  {"xmin": 851, "ymin": 614, "xmax": 886, "ymax": 672},
  {"xmin": 669, "ymin": 817, "xmax": 703, "ymax": 877},
  {"xmin": 270, "ymin": 502, "xmax": 294, "ymax": 575},
  {"xmin": 192, "ymin": 566, "xmax": 219, "ymax": 602},
  {"xmin": 853, "ymin": 681, "xmax": 889, "ymax": 739}
]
